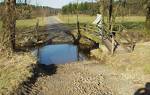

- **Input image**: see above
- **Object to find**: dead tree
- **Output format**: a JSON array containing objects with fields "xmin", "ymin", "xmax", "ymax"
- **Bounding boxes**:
[{"xmin": 3, "ymin": 0, "xmax": 16, "ymax": 51}]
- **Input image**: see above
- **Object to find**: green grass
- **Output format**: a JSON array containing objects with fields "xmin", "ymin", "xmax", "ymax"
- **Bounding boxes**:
[
  {"xmin": 59, "ymin": 15, "xmax": 145, "ymax": 24},
  {"xmin": 116, "ymin": 16, "xmax": 145, "ymax": 29},
  {"xmin": 0, "ymin": 17, "xmax": 46, "ymax": 31},
  {"xmin": 58, "ymin": 15, "xmax": 146, "ymax": 29},
  {"xmin": 58, "ymin": 14, "xmax": 95, "ymax": 24},
  {"xmin": 0, "ymin": 17, "xmax": 47, "ymax": 41},
  {"xmin": 16, "ymin": 17, "xmax": 46, "ymax": 28},
  {"xmin": 116, "ymin": 16, "xmax": 145, "ymax": 23},
  {"xmin": 0, "ymin": 15, "xmax": 146, "ymax": 30},
  {"xmin": 59, "ymin": 14, "xmax": 149, "ymax": 42}
]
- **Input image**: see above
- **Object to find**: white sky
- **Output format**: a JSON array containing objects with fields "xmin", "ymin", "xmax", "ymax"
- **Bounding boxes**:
[
  {"xmin": 29, "ymin": 0, "xmax": 95, "ymax": 8},
  {"xmin": 0, "ymin": 0, "xmax": 95, "ymax": 8},
  {"xmin": 31, "ymin": 0, "xmax": 95, "ymax": 8}
]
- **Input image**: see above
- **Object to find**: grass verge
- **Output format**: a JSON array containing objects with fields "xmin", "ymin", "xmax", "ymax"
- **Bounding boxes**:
[
  {"xmin": 107, "ymin": 42, "xmax": 150, "ymax": 74},
  {"xmin": 0, "ymin": 17, "xmax": 47, "ymax": 94},
  {"xmin": 0, "ymin": 52, "xmax": 36, "ymax": 94},
  {"xmin": 58, "ymin": 15, "xmax": 146, "ymax": 29}
]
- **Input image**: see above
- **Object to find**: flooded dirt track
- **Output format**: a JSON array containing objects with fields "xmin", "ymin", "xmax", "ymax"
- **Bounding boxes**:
[{"xmin": 13, "ymin": 16, "xmax": 148, "ymax": 95}]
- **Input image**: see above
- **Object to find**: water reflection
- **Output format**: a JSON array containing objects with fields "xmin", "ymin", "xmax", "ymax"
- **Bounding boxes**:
[{"xmin": 36, "ymin": 44, "xmax": 78, "ymax": 65}]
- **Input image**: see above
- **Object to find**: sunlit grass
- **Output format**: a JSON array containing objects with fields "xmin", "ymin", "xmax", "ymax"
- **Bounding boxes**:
[
  {"xmin": 0, "ymin": 15, "xmax": 146, "ymax": 30},
  {"xmin": 59, "ymin": 15, "xmax": 145, "ymax": 23},
  {"xmin": 0, "ymin": 17, "xmax": 46, "ymax": 31},
  {"xmin": 107, "ymin": 42, "xmax": 150, "ymax": 74},
  {"xmin": 58, "ymin": 14, "xmax": 95, "ymax": 24},
  {"xmin": 0, "ymin": 53, "xmax": 36, "ymax": 94},
  {"xmin": 116, "ymin": 16, "xmax": 145, "ymax": 23},
  {"xmin": 16, "ymin": 17, "xmax": 46, "ymax": 28},
  {"xmin": 58, "ymin": 15, "xmax": 146, "ymax": 29}
]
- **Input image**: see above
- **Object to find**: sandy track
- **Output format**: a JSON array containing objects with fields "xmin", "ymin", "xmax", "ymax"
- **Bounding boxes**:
[
  {"xmin": 27, "ymin": 60, "xmax": 148, "ymax": 95},
  {"xmin": 30, "ymin": 62, "xmax": 112, "ymax": 95},
  {"xmin": 44, "ymin": 16, "xmax": 73, "ymax": 43}
]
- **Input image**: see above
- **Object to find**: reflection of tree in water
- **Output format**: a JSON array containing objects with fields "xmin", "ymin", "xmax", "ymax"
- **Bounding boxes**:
[{"xmin": 134, "ymin": 82, "xmax": 150, "ymax": 95}]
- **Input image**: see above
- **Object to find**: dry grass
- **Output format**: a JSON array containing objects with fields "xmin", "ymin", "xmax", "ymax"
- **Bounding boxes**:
[
  {"xmin": 0, "ymin": 17, "xmax": 46, "ymax": 94},
  {"xmin": 0, "ymin": 52, "xmax": 36, "ymax": 95},
  {"xmin": 107, "ymin": 42, "xmax": 150, "ymax": 74},
  {"xmin": 90, "ymin": 41, "xmax": 150, "ymax": 75}
]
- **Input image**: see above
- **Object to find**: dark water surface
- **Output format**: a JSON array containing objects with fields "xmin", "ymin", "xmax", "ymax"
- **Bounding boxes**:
[{"xmin": 36, "ymin": 44, "xmax": 78, "ymax": 65}]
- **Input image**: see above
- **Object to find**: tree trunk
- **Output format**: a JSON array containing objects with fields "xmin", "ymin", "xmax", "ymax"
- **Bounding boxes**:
[
  {"xmin": 25, "ymin": 0, "xmax": 27, "ymax": 5},
  {"xmin": 146, "ymin": 1, "xmax": 150, "ymax": 30},
  {"xmin": 109, "ymin": 0, "xmax": 113, "ymax": 30},
  {"xmin": 4, "ymin": 0, "xmax": 16, "ymax": 51}
]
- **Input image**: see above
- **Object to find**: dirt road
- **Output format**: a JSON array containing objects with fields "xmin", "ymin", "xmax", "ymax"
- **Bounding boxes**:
[
  {"xmin": 26, "ymin": 60, "xmax": 147, "ymax": 95},
  {"xmin": 44, "ymin": 16, "xmax": 73, "ymax": 43},
  {"xmin": 29, "ymin": 62, "xmax": 113, "ymax": 95}
]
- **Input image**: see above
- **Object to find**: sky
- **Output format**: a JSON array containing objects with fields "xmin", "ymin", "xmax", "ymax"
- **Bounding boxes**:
[
  {"xmin": 29, "ymin": 0, "xmax": 94, "ymax": 9},
  {"xmin": 0, "ymin": 0, "xmax": 95, "ymax": 8}
]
